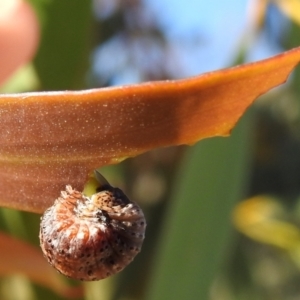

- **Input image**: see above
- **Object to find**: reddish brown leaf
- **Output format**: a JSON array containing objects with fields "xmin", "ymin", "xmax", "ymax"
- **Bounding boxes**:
[
  {"xmin": 0, "ymin": 232, "xmax": 83, "ymax": 298},
  {"xmin": 1, "ymin": 47, "xmax": 300, "ymax": 213},
  {"xmin": 0, "ymin": 0, "xmax": 39, "ymax": 85}
]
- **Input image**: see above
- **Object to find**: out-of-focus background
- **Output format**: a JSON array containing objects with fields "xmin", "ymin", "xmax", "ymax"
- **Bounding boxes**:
[{"xmin": 2, "ymin": 0, "xmax": 300, "ymax": 299}]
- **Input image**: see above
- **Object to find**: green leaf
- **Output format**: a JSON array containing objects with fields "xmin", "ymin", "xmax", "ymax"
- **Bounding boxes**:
[
  {"xmin": 146, "ymin": 111, "xmax": 253, "ymax": 300},
  {"xmin": 33, "ymin": 0, "xmax": 93, "ymax": 90}
]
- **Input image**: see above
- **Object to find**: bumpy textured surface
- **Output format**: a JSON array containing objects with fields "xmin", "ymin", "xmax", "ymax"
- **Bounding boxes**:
[{"xmin": 39, "ymin": 185, "xmax": 146, "ymax": 281}]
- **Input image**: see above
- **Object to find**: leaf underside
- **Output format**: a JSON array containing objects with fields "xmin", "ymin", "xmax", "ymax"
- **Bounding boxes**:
[{"xmin": 1, "ymin": 47, "xmax": 300, "ymax": 213}]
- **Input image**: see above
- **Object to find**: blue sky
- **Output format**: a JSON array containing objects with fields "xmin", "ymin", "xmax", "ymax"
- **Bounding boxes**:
[
  {"xmin": 145, "ymin": 0, "xmax": 286, "ymax": 75},
  {"xmin": 93, "ymin": 0, "xmax": 289, "ymax": 84}
]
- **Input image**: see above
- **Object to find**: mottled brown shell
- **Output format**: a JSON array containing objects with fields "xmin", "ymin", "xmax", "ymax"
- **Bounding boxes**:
[{"xmin": 39, "ymin": 183, "xmax": 146, "ymax": 281}]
